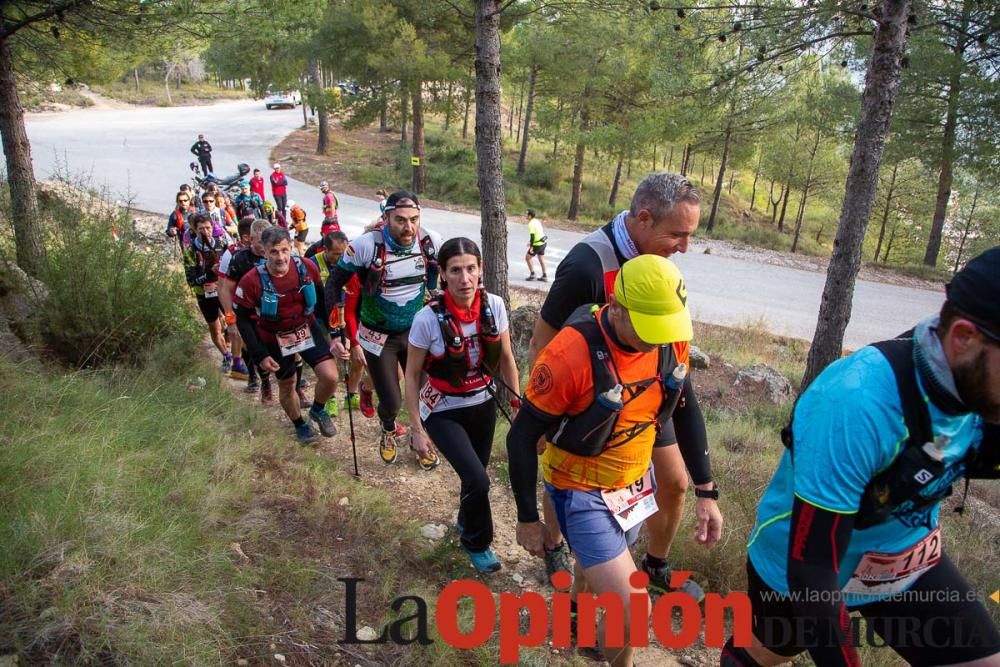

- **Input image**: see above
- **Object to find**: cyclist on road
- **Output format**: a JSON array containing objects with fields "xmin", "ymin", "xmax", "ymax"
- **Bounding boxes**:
[
  {"xmin": 722, "ymin": 246, "xmax": 1000, "ymax": 667},
  {"xmin": 325, "ymin": 191, "xmax": 442, "ymax": 465}
]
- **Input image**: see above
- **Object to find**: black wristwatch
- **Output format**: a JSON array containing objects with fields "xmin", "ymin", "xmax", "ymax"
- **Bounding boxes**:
[{"xmin": 694, "ymin": 483, "xmax": 719, "ymax": 500}]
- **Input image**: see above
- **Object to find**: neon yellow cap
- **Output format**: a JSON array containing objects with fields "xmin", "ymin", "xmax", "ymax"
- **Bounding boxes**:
[{"xmin": 613, "ymin": 255, "xmax": 693, "ymax": 345}]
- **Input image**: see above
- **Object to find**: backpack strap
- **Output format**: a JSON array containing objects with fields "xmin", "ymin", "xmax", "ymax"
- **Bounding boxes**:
[
  {"xmin": 565, "ymin": 305, "xmax": 618, "ymax": 397},
  {"xmin": 870, "ymin": 338, "xmax": 933, "ymax": 457}
]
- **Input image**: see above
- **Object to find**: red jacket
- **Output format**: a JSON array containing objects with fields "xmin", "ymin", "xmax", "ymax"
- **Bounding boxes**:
[
  {"xmin": 250, "ymin": 176, "xmax": 266, "ymax": 200},
  {"xmin": 270, "ymin": 171, "xmax": 288, "ymax": 196}
]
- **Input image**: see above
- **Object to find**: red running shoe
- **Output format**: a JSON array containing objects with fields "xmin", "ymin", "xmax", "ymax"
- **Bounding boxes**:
[{"xmin": 359, "ymin": 385, "xmax": 375, "ymax": 418}]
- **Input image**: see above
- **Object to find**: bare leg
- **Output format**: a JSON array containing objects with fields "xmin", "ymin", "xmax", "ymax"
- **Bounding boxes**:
[{"xmin": 645, "ymin": 446, "xmax": 688, "ymax": 560}]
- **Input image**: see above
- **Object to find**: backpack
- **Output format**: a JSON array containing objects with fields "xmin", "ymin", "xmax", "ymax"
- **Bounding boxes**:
[{"xmin": 255, "ymin": 256, "xmax": 316, "ymax": 322}]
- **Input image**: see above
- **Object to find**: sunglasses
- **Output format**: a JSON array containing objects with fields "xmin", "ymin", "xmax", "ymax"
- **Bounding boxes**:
[{"xmin": 178, "ymin": 198, "xmax": 190, "ymax": 204}]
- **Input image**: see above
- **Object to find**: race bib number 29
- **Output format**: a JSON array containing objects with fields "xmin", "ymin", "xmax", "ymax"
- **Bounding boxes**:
[{"xmin": 276, "ymin": 323, "xmax": 315, "ymax": 357}]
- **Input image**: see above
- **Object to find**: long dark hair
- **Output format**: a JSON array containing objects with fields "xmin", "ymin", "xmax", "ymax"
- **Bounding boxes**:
[{"xmin": 437, "ymin": 237, "xmax": 482, "ymax": 286}]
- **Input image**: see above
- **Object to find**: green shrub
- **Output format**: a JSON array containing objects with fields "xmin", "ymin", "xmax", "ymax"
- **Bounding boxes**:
[
  {"xmin": 517, "ymin": 160, "xmax": 562, "ymax": 190},
  {"xmin": 39, "ymin": 215, "xmax": 199, "ymax": 367}
]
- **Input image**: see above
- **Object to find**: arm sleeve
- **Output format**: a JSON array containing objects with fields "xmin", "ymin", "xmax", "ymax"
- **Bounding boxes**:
[
  {"xmin": 786, "ymin": 496, "xmax": 860, "ymax": 667},
  {"xmin": 670, "ymin": 376, "xmax": 712, "ymax": 485},
  {"xmin": 190, "ymin": 143, "xmax": 198, "ymax": 156},
  {"xmin": 310, "ymin": 259, "xmax": 329, "ymax": 327},
  {"xmin": 344, "ymin": 276, "xmax": 360, "ymax": 344},
  {"xmin": 506, "ymin": 402, "xmax": 561, "ymax": 523},
  {"xmin": 325, "ymin": 263, "xmax": 358, "ymax": 320},
  {"xmin": 539, "ymin": 246, "xmax": 602, "ymax": 328},
  {"xmin": 236, "ymin": 305, "xmax": 268, "ymax": 364}
]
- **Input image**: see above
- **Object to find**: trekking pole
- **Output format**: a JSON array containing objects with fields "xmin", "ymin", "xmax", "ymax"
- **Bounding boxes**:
[{"xmin": 340, "ymin": 329, "xmax": 360, "ymax": 478}]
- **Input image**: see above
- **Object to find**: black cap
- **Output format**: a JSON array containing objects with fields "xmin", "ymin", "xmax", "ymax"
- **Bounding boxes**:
[
  {"xmin": 946, "ymin": 246, "xmax": 1000, "ymax": 340},
  {"xmin": 527, "ymin": 209, "xmax": 535, "ymax": 217},
  {"xmin": 383, "ymin": 191, "xmax": 420, "ymax": 212}
]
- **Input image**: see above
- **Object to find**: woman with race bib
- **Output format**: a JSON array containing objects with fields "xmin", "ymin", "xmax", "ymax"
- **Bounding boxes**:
[{"xmin": 404, "ymin": 238, "xmax": 521, "ymax": 574}]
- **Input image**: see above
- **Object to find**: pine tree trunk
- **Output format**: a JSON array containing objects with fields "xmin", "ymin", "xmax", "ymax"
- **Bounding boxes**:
[
  {"xmin": 728, "ymin": 169, "xmax": 736, "ymax": 194},
  {"xmin": 770, "ymin": 182, "xmax": 784, "ymax": 225},
  {"xmin": 609, "ymin": 154, "xmax": 624, "ymax": 207},
  {"xmin": 777, "ymin": 179, "xmax": 792, "ymax": 232},
  {"xmin": 923, "ymin": 0, "xmax": 971, "ymax": 268},
  {"xmin": 567, "ymin": 107, "xmax": 588, "ymax": 221},
  {"xmin": 444, "ymin": 81, "xmax": 454, "ymax": 131},
  {"xmin": 310, "ymin": 59, "xmax": 329, "ymax": 155},
  {"xmin": 515, "ymin": 77, "xmax": 525, "ymax": 145},
  {"xmin": 163, "ymin": 64, "xmax": 174, "ymax": 105},
  {"xmin": 516, "ymin": 64, "xmax": 537, "ymax": 176},
  {"xmin": 680, "ymin": 144, "xmax": 690, "ymax": 175},
  {"xmin": 626, "ymin": 151, "xmax": 632, "ymax": 179},
  {"xmin": 790, "ymin": 132, "xmax": 821, "ymax": 252},
  {"xmin": 666, "ymin": 145, "xmax": 674, "ymax": 171},
  {"xmin": 551, "ymin": 98, "xmax": 563, "ymax": 158},
  {"xmin": 411, "ymin": 81, "xmax": 426, "ymax": 194},
  {"xmin": 379, "ymin": 97, "xmax": 388, "ymax": 132},
  {"xmin": 750, "ymin": 151, "xmax": 763, "ymax": 211},
  {"xmin": 400, "ymin": 86, "xmax": 409, "ymax": 144},
  {"xmin": 706, "ymin": 126, "xmax": 732, "ymax": 233},
  {"xmin": 462, "ymin": 77, "xmax": 472, "ymax": 139},
  {"xmin": 0, "ymin": 36, "xmax": 44, "ymax": 276},
  {"xmin": 474, "ymin": 0, "xmax": 509, "ymax": 306},
  {"xmin": 803, "ymin": 0, "xmax": 912, "ymax": 389},
  {"xmin": 883, "ymin": 220, "xmax": 898, "ymax": 263},
  {"xmin": 873, "ymin": 162, "xmax": 898, "ymax": 262},
  {"xmin": 134, "ymin": 67, "xmax": 141, "ymax": 93},
  {"xmin": 952, "ymin": 185, "xmax": 978, "ymax": 274}
]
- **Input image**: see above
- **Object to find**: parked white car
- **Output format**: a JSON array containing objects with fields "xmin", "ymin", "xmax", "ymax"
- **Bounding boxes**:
[{"xmin": 264, "ymin": 90, "xmax": 300, "ymax": 109}]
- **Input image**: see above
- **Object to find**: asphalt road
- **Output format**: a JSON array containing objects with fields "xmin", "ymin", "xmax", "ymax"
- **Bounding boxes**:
[{"xmin": 23, "ymin": 99, "xmax": 944, "ymax": 349}]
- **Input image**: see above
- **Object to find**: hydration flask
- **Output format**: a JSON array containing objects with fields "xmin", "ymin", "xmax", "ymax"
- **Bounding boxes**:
[{"xmin": 550, "ymin": 384, "xmax": 625, "ymax": 457}]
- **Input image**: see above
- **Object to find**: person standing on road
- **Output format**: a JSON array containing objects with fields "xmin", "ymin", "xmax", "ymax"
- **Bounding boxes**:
[
  {"xmin": 190, "ymin": 133, "xmax": 213, "ymax": 176},
  {"xmin": 271, "ymin": 164, "xmax": 289, "ymax": 214},
  {"xmin": 325, "ymin": 191, "xmax": 443, "ymax": 466},
  {"xmin": 527, "ymin": 172, "xmax": 719, "ymax": 602},
  {"xmin": 320, "ymin": 181, "xmax": 340, "ymax": 235},
  {"xmin": 234, "ymin": 226, "xmax": 344, "ymax": 444},
  {"xmin": 722, "ymin": 246, "xmax": 1000, "ymax": 667},
  {"xmin": 250, "ymin": 168, "xmax": 267, "ymax": 201},
  {"xmin": 405, "ymin": 237, "xmax": 521, "ymax": 572},
  {"xmin": 525, "ymin": 209, "xmax": 548, "ymax": 282},
  {"xmin": 508, "ymin": 255, "xmax": 716, "ymax": 667}
]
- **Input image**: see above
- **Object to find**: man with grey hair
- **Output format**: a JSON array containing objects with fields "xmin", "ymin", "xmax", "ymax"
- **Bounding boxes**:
[{"xmin": 526, "ymin": 171, "xmax": 722, "ymax": 602}]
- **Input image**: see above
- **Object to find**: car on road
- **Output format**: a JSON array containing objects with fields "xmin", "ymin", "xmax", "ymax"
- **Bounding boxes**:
[
  {"xmin": 264, "ymin": 90, "xmax": 301, "ymax": 109},
  {"xmin": 335, "ymin": 81, "xmax": 360, "ymax": 96}
]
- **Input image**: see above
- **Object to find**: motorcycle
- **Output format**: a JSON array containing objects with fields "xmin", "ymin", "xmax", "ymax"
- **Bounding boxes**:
[{"xmin": 190, "ymin": 162, "xmax": 250, "ymax": 197}]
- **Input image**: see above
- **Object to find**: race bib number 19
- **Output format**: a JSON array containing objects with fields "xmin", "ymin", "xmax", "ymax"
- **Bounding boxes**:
[{"xmin": 601, "ymin": 469, "xmax": 658, "ymax": 532}]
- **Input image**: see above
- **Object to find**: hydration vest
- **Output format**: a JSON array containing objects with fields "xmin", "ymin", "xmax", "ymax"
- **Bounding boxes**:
[
  {"xmin": 362, "ymin": 230, "xmax": 438, "ymax": 297},
  {"xmin": 547, "ymin": 305, "xmax": 687, "ymax": 458},
  {"xmin": 314, "ymin": 252, "xmax": 333, "ymax": 286},
  {"xmin": 255, "ymin": 256, "xmax": 316, "ymax": 323},
  {"xmin": 781, "ymin": 336, "xmax": 998, "ymax": 529},
  {"xmin": 423, "ymin": 289, "xmax": 502, "ymax": 394}
]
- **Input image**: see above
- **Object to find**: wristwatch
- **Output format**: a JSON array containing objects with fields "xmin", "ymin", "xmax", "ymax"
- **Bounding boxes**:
[{"xmin": 694, "ymin": 483, "xmax": 719, "ymax": 500}]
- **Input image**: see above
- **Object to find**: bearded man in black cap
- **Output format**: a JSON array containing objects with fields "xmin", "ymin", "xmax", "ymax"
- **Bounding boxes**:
[
  {"xmin": 325, "ymin": 191, "xmax": 444, "ymax": 467},
  {"xmin": 723, "ymin": 245, "xmax": 1000, "ymax": 667}
]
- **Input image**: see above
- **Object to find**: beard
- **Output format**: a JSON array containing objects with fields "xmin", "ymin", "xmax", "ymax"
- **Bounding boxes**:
[{"xmin": 953, "ymin": 348, "xmax": 1000, "ymax": 422}]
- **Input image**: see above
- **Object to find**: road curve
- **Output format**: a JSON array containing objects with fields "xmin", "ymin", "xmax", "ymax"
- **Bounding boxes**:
[{"xmin": 22, "ymin": 99, "xmax": 943, "ymax": 349}]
